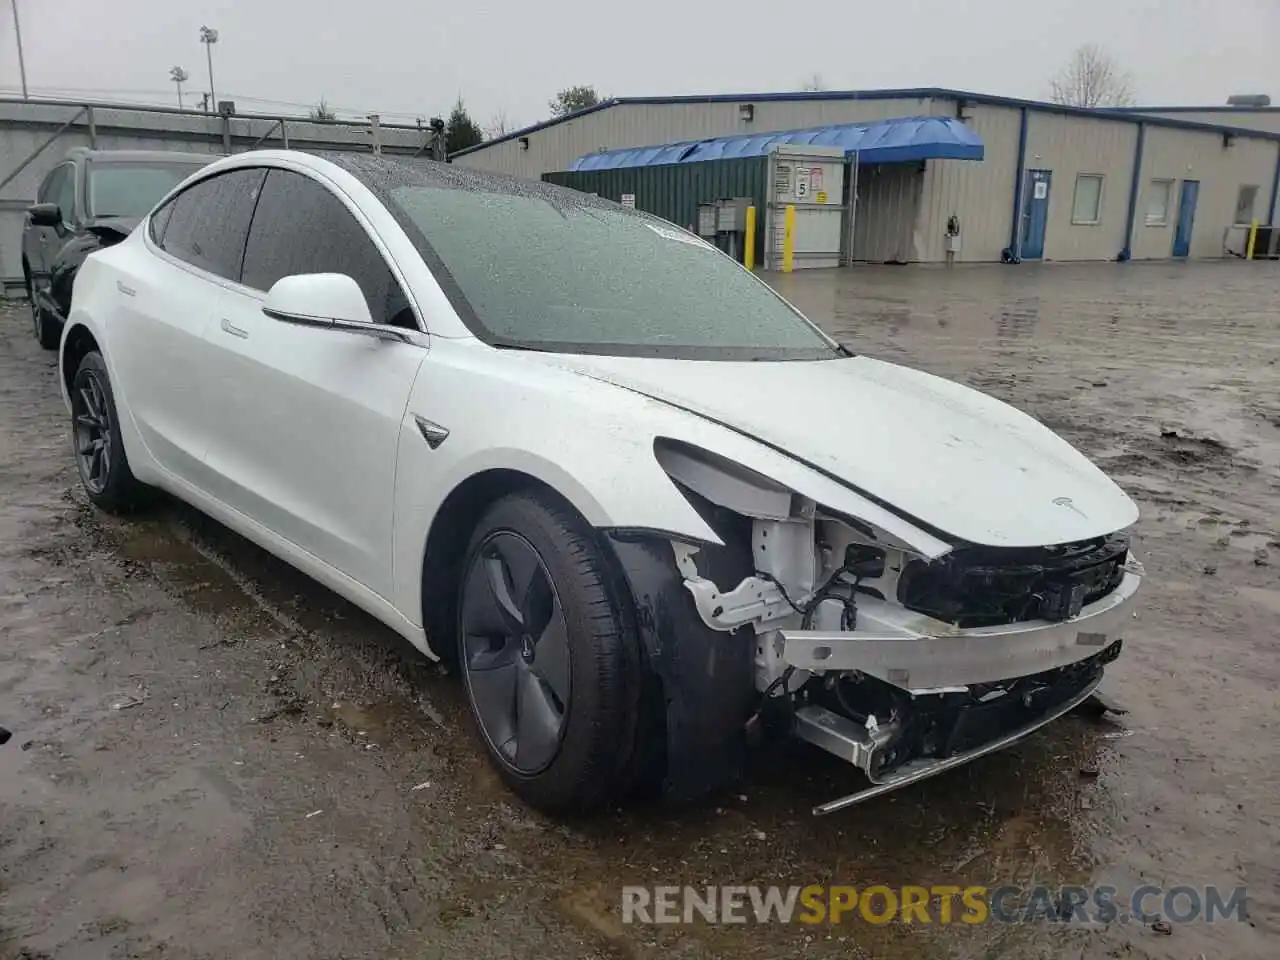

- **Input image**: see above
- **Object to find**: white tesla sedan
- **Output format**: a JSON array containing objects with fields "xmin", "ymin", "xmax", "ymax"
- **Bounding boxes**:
[{"xmin": 60, "ymin": 150, "xmax": 1143, "ymax": 815}]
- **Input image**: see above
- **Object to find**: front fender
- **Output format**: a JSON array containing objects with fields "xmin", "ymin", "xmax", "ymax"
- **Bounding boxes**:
[{"xmin": 606, "ymin": 534, "xmax": 756, "ymax": 803}]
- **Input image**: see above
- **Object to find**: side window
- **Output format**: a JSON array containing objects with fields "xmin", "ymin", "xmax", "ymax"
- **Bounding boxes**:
[
  {"xmin": 241, "ymin": 169, "xmax": 414, "ymax": 328},
  {"xmin": 39, "ymin": 164, "xmax": 75, "ymax": 222},
  {"xmin": 155, "ymin": 168, "xmax": 266, "ymax": 282},
  {"xmin": 37, "ymin": 165, "xmax": 66, "ymax": 203}
]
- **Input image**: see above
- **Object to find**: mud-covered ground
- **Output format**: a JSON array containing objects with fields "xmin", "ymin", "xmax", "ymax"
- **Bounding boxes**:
[{"xmin": 2, "ymin": 260, "xmax": 1278, "ymax": 960}]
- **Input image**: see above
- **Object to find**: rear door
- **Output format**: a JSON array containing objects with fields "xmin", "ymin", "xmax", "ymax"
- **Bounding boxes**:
[
  {"xmin": 109, "ymin": 167, "xmax": 266, "ymax": 486},
  {"xmin": 200, "ymin": 167, "xmax": 425, "ymax": 597}
]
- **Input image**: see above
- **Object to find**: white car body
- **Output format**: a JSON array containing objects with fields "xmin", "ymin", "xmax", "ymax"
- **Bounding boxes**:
[{"xmin": 60, "ymin": 150, "xmax": 1142, "ymax": 814}]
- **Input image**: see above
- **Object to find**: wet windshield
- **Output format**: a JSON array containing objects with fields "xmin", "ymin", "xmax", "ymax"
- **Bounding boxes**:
[
  {"xmin": 88, "ymin": 162, "xmax": 204, "ymax": 219},
  {"xmin": 388, "ymin": 185, "xmax": 839, "ymax": 360}
]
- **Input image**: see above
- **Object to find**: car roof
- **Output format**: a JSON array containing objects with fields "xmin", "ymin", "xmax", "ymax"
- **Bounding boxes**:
[
  {"xmin": 316, "ymin": 150, "xmax": 641, "ymax": 212},
  {"xmin": 63, "ymin": 146, "xmax": 219, "ymax": 165}
]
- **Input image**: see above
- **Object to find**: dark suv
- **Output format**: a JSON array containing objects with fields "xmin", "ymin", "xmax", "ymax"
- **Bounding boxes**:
[{"xmin": 22, "ymin": 148, "xmax": 215, "ymax": 348}]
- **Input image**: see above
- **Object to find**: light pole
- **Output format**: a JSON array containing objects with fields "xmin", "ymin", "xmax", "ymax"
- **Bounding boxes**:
[
  {"xmin": 199, "ymin": 25, "xmax": 218, "ymax": 110},
  {"xmin": 9, "ymin": 0, "xmax": 28, "ymax": 99},
  {"xmin": 169, "ymin": 66, "xmax": 189, "ymax": 110}
]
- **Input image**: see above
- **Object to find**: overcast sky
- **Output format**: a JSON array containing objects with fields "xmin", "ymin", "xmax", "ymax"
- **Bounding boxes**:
[{"xmin": 2, "ymin": 0, "xmax": 1276, "ymax": 131}]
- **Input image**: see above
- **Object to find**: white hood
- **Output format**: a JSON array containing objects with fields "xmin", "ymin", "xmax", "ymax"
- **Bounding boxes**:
[{"xmin": 546, "ymin": 353, "xmax": 1138, "ymax": 548}]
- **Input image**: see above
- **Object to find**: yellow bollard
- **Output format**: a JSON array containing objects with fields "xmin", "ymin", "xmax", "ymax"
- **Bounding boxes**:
[
  {"xmin": 783, "ymin": 204, "xmax": 795, "ymax": 273},
  {"xmin": 744, "ymin": 205, "xmax": 756, "ymax": 271},
  {"xmin": 1245, "ymin": 219, "xmax": 1258, "ymax": 260}
]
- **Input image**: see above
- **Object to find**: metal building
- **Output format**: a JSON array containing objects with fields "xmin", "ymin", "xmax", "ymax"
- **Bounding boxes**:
[
  {"xmin": 454, "ymin": 88, "xmax": 1280, "ymax": 264},
  {"xmin": 0, "ymin": 98, "xmax": 444, "ymax": 295},
  {"xmin": 544, "ymin": 117, "xmax": 983, "ymax": 268}
]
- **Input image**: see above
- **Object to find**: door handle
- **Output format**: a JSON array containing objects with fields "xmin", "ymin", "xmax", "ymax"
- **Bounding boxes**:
[{"xmin": 220, "ymin": 317, "xmax": 249, "ymax": 339}]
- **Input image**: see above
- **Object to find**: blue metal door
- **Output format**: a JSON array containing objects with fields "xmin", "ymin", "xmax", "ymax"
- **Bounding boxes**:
[
  {"xmin": 1020, "ymin": 169, "xmax": 1052, "ymax": 260},
  {"xmin": 1172, "ymin": 180, "xmax": 1199, "ymax": 257}
]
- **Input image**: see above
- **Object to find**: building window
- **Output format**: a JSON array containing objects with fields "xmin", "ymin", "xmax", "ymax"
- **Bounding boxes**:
[
  {"xmin": 1071, "ymin": 174, "xmax": 1104, "ymax": 225},
  {"xmin": 1144, "ymin": 179, "xmax": 1174, "ymax": 226},
  {"xmin": 1234, "ymin": 185, "xmax": 1259, "ymax": 225}
]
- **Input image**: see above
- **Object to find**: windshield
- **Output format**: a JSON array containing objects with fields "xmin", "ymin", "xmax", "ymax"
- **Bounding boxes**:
[
  {"xmin": 88, "ymin": 162, "xmax": 203, "ymax": 219},
  {"xmin": 387, "ymin": 186, "xmax": 839, "ymax": 360}
]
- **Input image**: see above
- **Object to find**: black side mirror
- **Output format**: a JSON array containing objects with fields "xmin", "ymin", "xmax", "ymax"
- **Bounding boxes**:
[{"xmin": 28, "ymin": 202, "xmax": 62, "ymax": 227}]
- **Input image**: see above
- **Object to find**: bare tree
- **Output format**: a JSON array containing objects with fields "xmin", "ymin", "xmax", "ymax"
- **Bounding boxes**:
[
  {"xmin": 484, "ymin": 109, "xmax": 511, "ymax": 139},
  {"xmin": 800, "ymin": 73, "xmax": 825, "ymax": 92},
  {"xmin": 1049, "ymin": 44, "xmax": 1135, "ymax": 107},
  {"xmin": 309, "ymin": 98, "xmax": 337, "ymax": 120}
]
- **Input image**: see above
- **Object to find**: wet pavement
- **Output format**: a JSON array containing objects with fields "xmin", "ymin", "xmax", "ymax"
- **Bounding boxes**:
[{"xmin": 2, "ymin": 259, "xmax": 1278, "ymax": 959}]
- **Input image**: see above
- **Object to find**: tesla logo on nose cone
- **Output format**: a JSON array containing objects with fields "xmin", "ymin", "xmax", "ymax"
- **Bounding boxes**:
[{"xmin": 1053, "ymin": 496, "xmax": 1088, "ymax": 518}]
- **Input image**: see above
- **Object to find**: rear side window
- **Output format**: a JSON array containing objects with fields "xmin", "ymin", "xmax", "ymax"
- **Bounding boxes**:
[
  {"xmin": 241, "ymin": 169, "xmax": 414, "ymax": 328},
  {"xmin": 153, "ymin": 168, "xmax": 266, "ymax": 282}
]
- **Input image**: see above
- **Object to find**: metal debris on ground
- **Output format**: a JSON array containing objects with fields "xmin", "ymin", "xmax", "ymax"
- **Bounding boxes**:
[
  {"xmin": 111, "ymin": 695, "xmax": 145, "ymax": 711},
  {"xmin": 410, "ymin": 781, "xmax": 432, "ymax": 792},
  {"xmin": 304, "ymin": 809, "xmax": 323, "ymax": 819}
]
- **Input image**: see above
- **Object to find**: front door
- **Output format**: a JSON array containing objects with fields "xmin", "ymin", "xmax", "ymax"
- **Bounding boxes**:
[
  {"xmin": 199, "ymin": 168, "xmax": 425, "ymax": 597},
  {"xmin": 25, "ymin": 162, "xmax": 76, "ymax": 300},
  {"xmin": 1021, "ymin": 169, "xmax": 1052, "ymax": 260},
  {"xmin": 1172, "ymin": 180, "xmax": 1200, "ymax": 258}
]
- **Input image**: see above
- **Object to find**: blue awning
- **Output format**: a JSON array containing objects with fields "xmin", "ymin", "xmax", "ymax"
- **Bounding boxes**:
[{"xmin": 567, "ymin": 116, "xmax": 984, "ymax": 172}]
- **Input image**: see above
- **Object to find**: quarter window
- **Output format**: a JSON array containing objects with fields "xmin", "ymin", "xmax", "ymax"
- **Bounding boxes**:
[
  {"xmin": 1071, "ymin": 174, "xmax": 1104, "ymax": 225},
  {"xmin": 1234, "ymin": 185, "xmax": 1259, "ymax": 225},
  {"xmin": 240, "ymin": 169, "xmax": 414, "ymax": 329},
  {"xmin": 1144, "ymin": 179, "xmax": 1173, "ymax": 226},
  {"xmin": 153, "ymin": 168, "xmax": 266, "ymax": 281}
]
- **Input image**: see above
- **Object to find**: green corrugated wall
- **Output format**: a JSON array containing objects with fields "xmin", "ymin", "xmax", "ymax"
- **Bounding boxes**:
[{"xmin": 544, "ymin": 157, "xmax": 769, "ymax": 266}]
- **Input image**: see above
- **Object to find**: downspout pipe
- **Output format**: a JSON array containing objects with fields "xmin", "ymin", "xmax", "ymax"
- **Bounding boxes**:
[
  {"xmin": 1003, "ymin": 107, "xmax": 1028, "ymax": 263},
  {"xmin": 1118, "ymin": 122, "xmax": 1145, "ymax": 261},
  {"xmin": 1269, "ymin": 143, "xmax": 1280, "ymax": 225}
]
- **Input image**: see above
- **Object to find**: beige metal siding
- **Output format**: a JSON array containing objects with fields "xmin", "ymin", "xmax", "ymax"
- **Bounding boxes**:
[
  {"xmin": 453, "ymin": 97, "xmax": 943, "ymax": 180},
  {"xmin": 1130, "ymin": 127, "xmax": 1279, "ymax": 259},
  {"xmin": 852, "ymin": 164, "xmax": 922, "ymax": 262},
  {"xmin": 1137, "ymin": 110, "xmax": 1280, "ymax": 135},
  {"xmin": 1023, "ymin": 113, "xmax": 1138, "ymax": 261},
  {"xmin": 917, "ymin": 103, "xmax": 1022, "ymax": 262}
]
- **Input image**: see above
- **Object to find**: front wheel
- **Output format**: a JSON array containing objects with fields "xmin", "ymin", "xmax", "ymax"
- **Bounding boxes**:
[
  {"xmin": 70, "ymin": 351, "xmax": 148, "ymax": 513},
  {"xmin": 31, "ymin": 294, "xmax": 60, "ymax": 350},
  {"xmin": 457, "ymin": 491, "xmax": 644, "ymax": 814}
]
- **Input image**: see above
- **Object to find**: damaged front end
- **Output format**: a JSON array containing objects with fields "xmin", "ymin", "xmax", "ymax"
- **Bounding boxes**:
[{"xmin": 647, "ymin": 439, "xmax": 1143, "ymax": 815}]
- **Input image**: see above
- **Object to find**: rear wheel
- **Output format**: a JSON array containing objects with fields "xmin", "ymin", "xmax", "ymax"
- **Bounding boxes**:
[
  {"xmin": 457, "ymin": 491, "xmax": 643, "ymax": 814},
  {"xmin": 71, "ymin": 351, "xmax": 148, "ymax": 513}
]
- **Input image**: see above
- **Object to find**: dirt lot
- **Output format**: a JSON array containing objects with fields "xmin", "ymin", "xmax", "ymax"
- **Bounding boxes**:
[{"xmin": 2, "ymin": 260, "xmax": 1278, "ymax": 960}]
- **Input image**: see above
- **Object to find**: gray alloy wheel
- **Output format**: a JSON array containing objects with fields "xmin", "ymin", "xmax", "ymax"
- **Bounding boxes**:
[
  {"xmin": 459, "ymin": 530, "xmax": 572, "ymax": 774},
  {"xmin": 72, "ymin": 367, "xmax": 113, "ymax": 495}
]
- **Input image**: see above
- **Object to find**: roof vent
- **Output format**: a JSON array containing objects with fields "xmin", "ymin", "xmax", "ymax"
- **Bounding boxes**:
[{"xmin": 1226, "ymin": 94, "xmax": 1271, "ymax": 107}]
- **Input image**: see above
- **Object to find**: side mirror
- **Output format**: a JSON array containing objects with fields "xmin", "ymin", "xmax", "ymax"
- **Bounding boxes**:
[
  {"xmin": 261, "ymin": 273, "xmax": 423, "ymax": 345},
  {"xmin": 28, "ymin": 202, "xmax": 62, "ymax": 227},
  {"xmin": 262, "ymin": 273, "xmax": 374, "ymax": 327}
]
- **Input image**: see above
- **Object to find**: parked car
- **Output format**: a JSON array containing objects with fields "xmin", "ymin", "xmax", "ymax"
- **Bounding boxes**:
[
  {"xmin": 59, "ymin": 150, "xmax": 1144, "ymax": 815},
  {"xmin": 22, "ymin": 148, "xmax": 214, "ymax": 349}
]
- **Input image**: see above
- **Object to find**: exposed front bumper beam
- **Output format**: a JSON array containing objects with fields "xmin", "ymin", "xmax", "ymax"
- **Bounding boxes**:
[
  {"xmin": 797, "ymin": 669, "xmax": 1103, "ymax": 815},
  {"xmin": 780, "ymin": 567, "xmax": 1142, "ymax": 691}
]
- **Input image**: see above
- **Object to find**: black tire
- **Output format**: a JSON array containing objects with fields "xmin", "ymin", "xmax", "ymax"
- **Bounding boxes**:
[
  {"xmin": 70, "ymin": 351, "xmax": 148, "ymax": 513},
  {"xmin": 456, "ymin": 490, "xmax": 643, "ymax": 814},
  {"xmin": 27, "ymin": 268, "xmax": 60, "ymax": 351}
]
